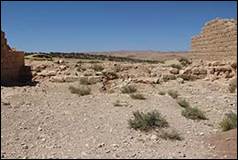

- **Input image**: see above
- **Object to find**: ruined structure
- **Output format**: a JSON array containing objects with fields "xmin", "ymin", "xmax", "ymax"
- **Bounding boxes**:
[
  {"xmin": 191, "ymin": 18, "xmax": 237, "ymax": 56},
  {"xmin": 1, "ymin": 31, "xmax": 32, "ymax": 85}
]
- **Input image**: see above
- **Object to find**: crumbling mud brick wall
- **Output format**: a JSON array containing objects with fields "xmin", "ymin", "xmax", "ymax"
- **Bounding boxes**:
[
  {"xmin": 1, "ymin": 31, "xmax": 32, "ymax": 85},
  {"xmin": 191, "ymin": 18, "xmax": 237, "ymax": 56}
]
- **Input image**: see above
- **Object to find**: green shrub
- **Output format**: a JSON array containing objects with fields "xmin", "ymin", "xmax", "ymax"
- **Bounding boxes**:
[
  {"xmin": 121, "ymin": 85, "xmax": 137, "ymax": 94},
  {"xmin": 177, "ymin": 99, "xmax": 190, "ymax": 108},
  {"xmin": 69, "ymin": 85, "xmax": 91, "ymax": 96},
  {"xmin": 182, "ymin": 107, "xmax": 207, "ymax": 120},
  {"xmin": 168, "ymin": 90, "xmax": 179, "ymax": 99},
  {"xmin": 128, "ymin": 110, "xmax": 169, "ymax": 132},
  {"xmin": 130, "ymin": 93, "xmax": 146, "ymax": 100},
  {"xmin": 219, "ymin": 112, "xmax": 237, "ymax": 131}
]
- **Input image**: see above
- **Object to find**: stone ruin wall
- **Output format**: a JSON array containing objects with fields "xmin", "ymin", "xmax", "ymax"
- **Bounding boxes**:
[
  {"xmin": 1, "ymin": 31, "xmax": 31, "ymax": 84},
  {"xmin": 191, "ymin": 18, "xmax": 237, "ymax": 56}
]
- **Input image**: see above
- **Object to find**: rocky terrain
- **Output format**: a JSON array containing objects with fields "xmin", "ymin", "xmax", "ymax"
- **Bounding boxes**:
[{"xmin": 1, "ymin": 54, "xmax": 237, "ymax": 159}]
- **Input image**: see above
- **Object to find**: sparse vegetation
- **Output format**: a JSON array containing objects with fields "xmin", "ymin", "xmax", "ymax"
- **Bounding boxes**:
[
  {"xmin": 76, "ymin": 65, "xmax": 87, "ymax": 72},
  {"xmin": 177, "ymin": 99, "xmax": 190, "ymax": 108},
  {"xmin": 158, "ymin": 91, "xmax": 166, "ymax": 95},
  {"xmin": 103, "ymin": 71, "xmax": 118, "ymax": 80},
  {"xmin": 168, "ymin": 90, "xmax": 179, "ymax": 99},
  {"xmin": 219, "ymin": 112, "xmax": 237, "ymax": 131},
  {"xmin": 25, "ymin": 54, "xmax": 53, "ymax": 61},
  {"xmin": 182, "ymin": 107, "xmax": 207, "ymax": 120},
  {"xmin": 121, "ymin": 85, "xmax": 137, "ymax": 94},
  {"xmin": 80, "ymin": 77, "xmax": 92, "ymax": 85},
  {"xmin": 113, "ymin": 64, "xmax": 122, "ymax": 72},
  {"xmin": 178, "ymin": 74, "xmax": 197, "ymax": 81},
  {"xmin": 69, "ymin": 85, "xmax": 91, "ymax": 96},
  {"xmin": 128, "ymin": 110, "xmax": 169, "ymax": 132},
  {"xmin": 91, "ymin": 64, "xmax": 104, "ymax": 71},
  {"xmin": 158, "ymin": 129, "xmax": 183, "ymax": 141},
  {"xmin": 113, "ymin": 100, "xmax": 124, "ymax": 107},
  {"xmin": 178, "ymin": 57, "xmax": 192, "ymax": 66},
  {"xmin": 170, "ymin": 64, "xmax": 182, "ymax": 70},
  {"xmin": 130, "ymin": 93, "xmax": 146, "ymax": 100},
  {"xmin": 228, "ymin": 78, "xmax": 237, "ymax": 93}
]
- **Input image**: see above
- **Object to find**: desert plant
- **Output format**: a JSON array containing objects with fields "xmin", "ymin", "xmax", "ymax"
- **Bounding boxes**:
[
  {"xmin": 158, "ymin": 91, "xmax": 166, "ymax": 95},
  {"xmin": 69, "ymin": 85, "xmax": 91, "ymax": 96},
  {"xmin": 91, "ymin": 64, "xmax": 104, "ymax": 71},
  {"xmin": 128, "ymin": 110, "xmax": 169, "ymax": 131},
  {"xmin": 76, "ymin": 65, "xmax": 87, "ymax": 72},
  {"xmin": 80, "ymin": 77, "xmax": 92, "ymax": 85},
  {"xmin": 168, "ymin": 90, "xmax": 179, "ymax": 99},
  {"xmin": 228, "ymin": 78, "xmax": 237, "ymax": 93},
  {"xmin": 178, "ymin": 57, "xmax": 192, "ymax": 66},
  {"xmin": 113, "ymin": 100, "xmax": 129, "ymax": 107},
  {"xmin": 177, "ymin": 99, "xmax": 190, "ymax": 108},
  {"xmin": 130, "ymin": 93, "xmax": 146, "ymax": 100},
  {"xmin": 121, "ymin": 85, "xmax": 137, "ymax": 94},
  {"xmin": 182, "ymin": 107, "xmax": 207, "ymax": 120},
  {"xmin": 219, "ymin": 112, "xmax": 237, "ymax": 131},
  {"xmin": 170, "ymin": 64, "xmax": 182, "ymax": 70},
  {"xmin": 158, "ymin": 129, "xmax": 183, "ymax": 141}
]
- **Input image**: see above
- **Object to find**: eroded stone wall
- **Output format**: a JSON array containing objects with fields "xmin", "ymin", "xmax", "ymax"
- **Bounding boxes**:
[
  {"xmin": 1, "ymin": 31, "xmax": 32, "ymax": 85},
  {"xmin": 191, "ymin": 18, "xmax": 237, "ymax": 56}
]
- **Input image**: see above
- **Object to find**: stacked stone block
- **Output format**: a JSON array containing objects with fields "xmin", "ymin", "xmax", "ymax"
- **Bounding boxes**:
[
  {"xmin": 1, "ymin": 31, "xmax": 32, "ymax": 85},
  {"xmin": 191, "ymin": 18, "xmax": 237, "ymax": 56}
]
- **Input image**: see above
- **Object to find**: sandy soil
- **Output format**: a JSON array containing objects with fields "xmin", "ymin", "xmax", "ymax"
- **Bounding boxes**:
[{"xmin": 1, "ymin": 54, "xmax": 237, "ymax": 159}]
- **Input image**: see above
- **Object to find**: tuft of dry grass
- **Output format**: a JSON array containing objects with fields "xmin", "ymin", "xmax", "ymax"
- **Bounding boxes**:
[
  {"xmin": 168, "ymin": 90, "xmax": 179, "ymax": 99},
  {"xmin": 158, "ymin": 91, "xmax": 166, "ymax": 95},
  {"xmin": 228, "ymin": 78, "xmax": 237, "ymax": 93},
  {"xmin": 178, "ymin": 57, "xmax": 192, "ymax": 66},
  {"xmin": 177, "ymin": 99, "xmax": 190, "ymax": 108},
  {"xmin": 219, "ymin": 112, "xmax": 237, "ymax": 131},
  {"xmin": 158, "ymin": 129, "xmax": 183, "ymax": 141},
  {"xmin": 69, "ymin": 85, "xmax": 91, "ymax": 96},
  {"xmin": 130, "ymin": 93, "xmax": 146, "ymax": 100},
  {"xmin": 170, "ymin": 64, "xmax": 182, "ymax": 70},
  {"xmin": 128, "ymin": 110, "xmax": 169, "ymax": 132},
  {"xmin": 80, "ymin": 77, "xmax": 92, "ymax": 85},
  {"xmin": 182, "ymin": 107, "xmax": 207, "ymax": 120},
  {"xmin": 91, "ymin": 64, "xmax": 104, "ymax": 71},
  {"xmin": 121, "ymin": 85, "xmax": 137, "ymax": 94}
]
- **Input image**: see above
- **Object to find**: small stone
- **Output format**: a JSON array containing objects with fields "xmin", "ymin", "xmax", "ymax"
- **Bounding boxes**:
[
  {"xmin": 150, "ymin": 134, "xmax": 158, "ymax": 141},
  {"xmin": 97, "ymin": 143, "xmax": 105, "ymax": 148},
  {"xmin": 225, "ymin": 138, "xmax": 231, "ymax": 141},
  {"xmin": 114, "ymin": 153, "xmax": 120, "ymax": 158},
  {"xmin": 81, "ymin": 151, "xmax": 87, "ymax": 156},
  {"xmin": 199, "ymin": 132, "xmax": 204, "ymax": 136},
  {"xmin": 22, "ymin": 145, "xmax": 29, "ymax": 150},
  {"xmin": 112, "ymin": 144, "xmax": 119, "ymax": 148},
  {"xmin": 131, "ymin": 153, "xmax": 137, "ymax": 158},
  {"xmin": 105, "ymin": 150, "xmax": 111, "ymax": 153},
  {"xmin": 38, "ymin": 127, "xmax": 43, "ymax": 131}
]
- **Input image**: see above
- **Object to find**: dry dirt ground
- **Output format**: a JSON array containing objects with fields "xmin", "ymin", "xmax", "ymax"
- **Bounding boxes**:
[{"xmin": 1, "ymin": 54, "xmax": 237, "ymax": 159}]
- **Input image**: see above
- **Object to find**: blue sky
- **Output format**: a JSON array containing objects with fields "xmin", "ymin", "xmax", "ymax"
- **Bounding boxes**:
[{"xmin": 1, "ymin": 1, "xmax": 237, "ymax": 52}]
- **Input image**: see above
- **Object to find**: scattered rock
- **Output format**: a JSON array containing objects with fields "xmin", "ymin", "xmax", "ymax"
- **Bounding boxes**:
[
  {"xmin": 97, "ymin": 143, "xmax": 105, "ymax": 148},
  {"xmin": 170, "ymin": 68, "xmax": 179, "ymax": 74}
]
